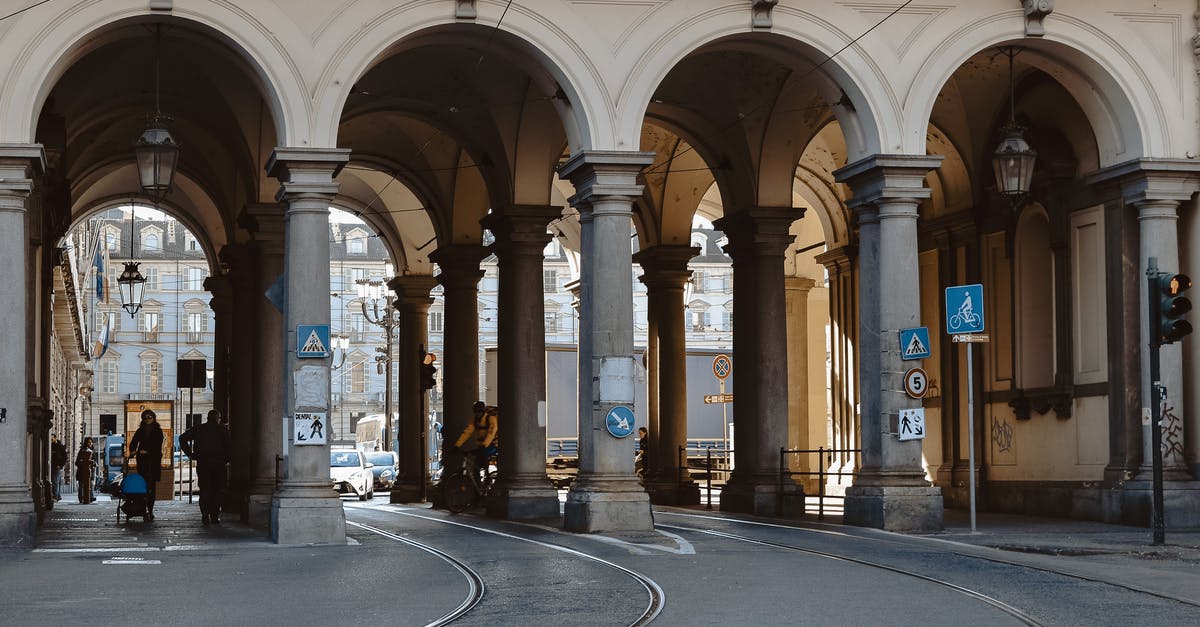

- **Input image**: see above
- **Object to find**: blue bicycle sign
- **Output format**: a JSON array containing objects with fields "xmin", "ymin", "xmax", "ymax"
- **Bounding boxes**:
[{"xmin": 945, "ymin": 284, "xmax": 985, "ymax": 334}]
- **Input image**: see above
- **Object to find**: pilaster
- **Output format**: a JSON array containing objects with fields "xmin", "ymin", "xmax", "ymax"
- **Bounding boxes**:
[
  {"xmin": 204, "ymin": 272, "xmax": 240, "ymax": 518},
  {"xmin": 713, "ymin": 208, "xmax": 803, "ymax": 515},
  {"xmin": 481, "ymin": 205, "xmax": 562, "ymax": 520},
  {"xmin": 559, "ymin": 151, "xmax": 655, "ymax": 531},
  {"xmin": 635, "ymin": 245, "xmax": 701, "ymax": 505},
  {"xmin": 785, "ymin": 276, "xmax": 817, "ymax": 490},
  {"xmin": 835, "ymin": 154, "xmax": 944, "ymax": 532},
  {"xmin": 388, "ymin": 274, "xmax": 438, "ymax": 503},
  {"xmin": 0, "ymin": 145, "xmax": 43, "ymax": 546},
  {"xmin": 267, "ymin": 148, "xmax": 349, "ymax": 545},
  {"xmin": 815, "ymin": 246, "xmax": 858, "ymax": 483}
]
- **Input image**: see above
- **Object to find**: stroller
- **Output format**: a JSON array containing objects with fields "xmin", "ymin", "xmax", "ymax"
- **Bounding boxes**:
[{"xmin": 116, "ymin": 471, "xmax": 150, "ymax": 523}]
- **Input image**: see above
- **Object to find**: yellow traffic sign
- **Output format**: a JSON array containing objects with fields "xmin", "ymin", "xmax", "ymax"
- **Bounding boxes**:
[{"xmin": 703, "ymin": 393, "xmax": 734, "ymax": 404}]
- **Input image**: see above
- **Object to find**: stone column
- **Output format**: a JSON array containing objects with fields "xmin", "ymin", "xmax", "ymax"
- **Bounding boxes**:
[
  {"xmin": 481, "ymin": 205, "xmax": 561, "ymax": 520},
  {"xmin": 267, "ymin": 148, "xmax": 349, "ymax": 544},
  {"xmin": 786, "ymin": 276, "xmax": 816, "ymax": 487},
  {"xmin": 560, "ymin": 151, "xmax": 655, "ymax": 532},
  {"xmin": 429, "ymin": 246, "xmax": 488, "ymax": 479},
  {"xmin": 236, "ymin": 206, "xmax": 286, "ymax": 527},
  {"xmin": 205, "ymin": 272, "xmax": 241, "ymax": 518},
  {"xmin": 635, "ymin": 245, "xmax": 701, "ymax": 505},
  {"xmin": 389, "ymin": 275, "xmax": 437, "ymax": 503},
  {"xmin": 713, "ymin": 209, "xmax": 802, "ymax": 515},
  {"xmin": 0, "ymin": 146, "xmax": 41, "ymax": 546},
  {"xmin": 835, "ymin": 154, "xmax": 944, "ymax": 532}
]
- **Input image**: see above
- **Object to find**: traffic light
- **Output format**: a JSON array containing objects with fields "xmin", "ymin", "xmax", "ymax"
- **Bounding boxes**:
[
  {"xmin": 420, "ymin": 352, "xmax": 437, "ymax": 391},
  {"xmin": 1156, "ymin": 273, "xmax": 1193, "ymax": 345}
]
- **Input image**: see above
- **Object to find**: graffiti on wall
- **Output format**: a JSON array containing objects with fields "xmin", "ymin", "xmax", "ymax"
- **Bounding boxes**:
[{"xmin": 991, "ymin": 416, "xmax": 1013, "ymax": 453}]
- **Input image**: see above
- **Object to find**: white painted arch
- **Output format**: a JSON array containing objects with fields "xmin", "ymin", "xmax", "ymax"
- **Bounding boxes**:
[
  {"xmin": 904, "ymin": 12, "xmax": 1178, "ymax": 164},
  {"xmin": 0, "ymin": 1, "xmax": 304, "ymax": 146}
]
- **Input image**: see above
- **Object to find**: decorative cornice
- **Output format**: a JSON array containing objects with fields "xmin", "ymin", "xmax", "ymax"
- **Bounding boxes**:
[
  {"xmin": 751, "ymin": 0, "xmax": 778, "ymax": 29},
  {"xmin": 1084, "ymin": 158, "xmax": 1200, "ymax": 204},
  {"xmin": 559, "ymin": 150, "xmax": 655, "ymax": 206},
  {"xmin": 833, "ymin": 154, "xmax": 943, "ymax": 211}
]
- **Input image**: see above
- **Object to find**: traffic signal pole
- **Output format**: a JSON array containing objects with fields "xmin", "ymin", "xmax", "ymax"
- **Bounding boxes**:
[{"xmin": 1146, "ymin": 257, "xmax": 1165, "ymax": 545}]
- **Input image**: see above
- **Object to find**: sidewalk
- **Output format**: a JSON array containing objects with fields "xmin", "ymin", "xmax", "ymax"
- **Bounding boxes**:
[{"xmin": 932, "ymin": 509, "xmax": 1200, "ymax": 558}]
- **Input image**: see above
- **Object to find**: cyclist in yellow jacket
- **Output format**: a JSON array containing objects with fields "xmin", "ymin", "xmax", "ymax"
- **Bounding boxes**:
[{"xmin": 454, "ymin": 401, "xmax": 498, "ymax": 480}]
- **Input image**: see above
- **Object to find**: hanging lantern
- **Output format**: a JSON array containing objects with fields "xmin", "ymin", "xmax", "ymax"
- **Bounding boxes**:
[
  {"xmin": 118, "ymin": 261, "xmax": 147, "ymax": 317},
  {"xmin": 134, "ymin": 115, "xmax": 179, "ymax": 198},
  {"xmin": 992, "ymin": 122, "xmax": 1037, "ymax": 199}
]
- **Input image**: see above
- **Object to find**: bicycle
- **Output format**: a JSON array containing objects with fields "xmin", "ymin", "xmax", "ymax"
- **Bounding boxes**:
[
  {"xmin": 949, "ymin": 310, "xmax": 980, "ymax": 331},
  {"xmin": 441, "ymin": 447, "xmax": 498, "ymax": 513}
]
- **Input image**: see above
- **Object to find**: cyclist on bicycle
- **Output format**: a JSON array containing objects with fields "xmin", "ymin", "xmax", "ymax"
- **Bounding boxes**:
[{"xmin": 454, "ymin": 401, "xmax": 498, "ymax": 482}]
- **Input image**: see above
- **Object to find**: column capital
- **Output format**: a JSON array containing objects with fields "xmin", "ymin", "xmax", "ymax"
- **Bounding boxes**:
[
  {"xmin": 266, "ymin": 147, "xmax": 350, "ymax": 201},
  {"xmin": 0, "ymin": 144, "xmax": 45, "ymax": 205},
  {"xmin": 239, "ymin": 203, "xmax": 286, "ymax": 255},
  {"xmin": 1084, "ymin": 158, "xmax": 1200, "ymax": 206},
  {"xmin": 634, "ymin": 245, "xmax": 699, "ymax": 288},
  {"xmin": 204, "ymin": 274, "xmax": 234, "ymax": 313},
  {"xmin": 714, "ymin": 208, "xmax": 798, "ymax": 258},
  {"xmin": 483, "ymin": 205, "xmax": 560, "ymax": 255},
  {"xmin": 559, "ymin": 150, "xmax": 655, "ymax": 206},
  {"xmin": 834, "ymin": 154, "xmax": 943, "ymax": 212},
  {"xmin": 785, "ymin": 276, "xmax": 818, "ymax": 293},
  {"xmin": 814, "ymin": 245, "xmax": 855, "ymax": 273},
  {"xmin": 430, "ymin": 244, "xmax": 488, "ymax": 287},
  {"xmin": 388, "ymin": 274, "xmax": 438, "ymax": 311}
]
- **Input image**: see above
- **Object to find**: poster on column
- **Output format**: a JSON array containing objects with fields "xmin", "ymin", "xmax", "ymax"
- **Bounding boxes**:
[
  {"xmin": 897, "ymin": 408, "xmax": 925, "ymax": 442},
  {"xmin": 295, "ymin": 412, "xmax": 327, "ymax": 445}
]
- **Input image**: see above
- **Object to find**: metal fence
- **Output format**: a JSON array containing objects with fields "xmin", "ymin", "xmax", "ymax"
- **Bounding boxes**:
[
  {"xmin": 679, "ymin": 444, "xmax": 734, "ymax": 510},
  {"xmin": 778, "ymin": 446, "xmax": 860, "ymax": 520}
]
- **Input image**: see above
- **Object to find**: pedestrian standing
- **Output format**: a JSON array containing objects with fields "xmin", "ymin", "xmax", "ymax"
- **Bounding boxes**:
[
  {"xmin": 50, "ymin": 434, "xmax": 67, "ymax": 501},
  {"xmin": 129, "ymin": 410, "xmax": 165, "ymax": 521},
  {"xmin": 178, "ymin": 409, "xmax": 230, "ymax": 525},
  {"xmin": 75, "ymin": 438, "xmax": 96, "ymax": 504}
]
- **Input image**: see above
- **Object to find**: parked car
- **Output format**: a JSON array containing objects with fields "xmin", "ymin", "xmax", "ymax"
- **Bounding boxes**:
[
  {"xmin": 95, "ymin": 434, "xmax": 125, "ymax": 494},
  {"xmin": 363, "ymin": 451, "xmax": 398, "ymax": 490},
  {"xmin": 330, "ymin": 448, "xmax": 374, "ymax": 501}
]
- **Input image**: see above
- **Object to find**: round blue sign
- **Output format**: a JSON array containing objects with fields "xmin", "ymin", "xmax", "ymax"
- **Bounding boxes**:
[{"xmin": 605, "ymin": 406, "xmax": 636, "ymax": 438}]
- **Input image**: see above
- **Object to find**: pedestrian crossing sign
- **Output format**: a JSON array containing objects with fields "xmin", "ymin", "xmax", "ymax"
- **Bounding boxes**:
[
  {"xmin": 297, "ymin": 324, "xmax": 330, "ymax": 358},
  {"xmin": 899, "ymin": 327, "xmax": 931, "ymax": 361}
]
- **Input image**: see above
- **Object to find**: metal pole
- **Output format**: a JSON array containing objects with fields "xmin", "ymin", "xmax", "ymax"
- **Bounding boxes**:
[
  {"xmin": 1147, "ymin": 257, "xmax": 1166, "ymax": 545},
  {"xmin": 720, "ymin": 379, "xmax": 728, "ymax": 462},
  {"xmin": 967, "ymin": 342, "xmax": 976, "ymax": 532},
  {"xmin": 188, "ymin": 386, "xmax": 194, "ymax": 504},
  {"xmin": 818, "ymin": 446, "xmax": 825, "ymax": 521},
  {"xmin": 384, "ymin": 304, "xmax": 394, "ymax": 452},
  {"xmin": 706, "ymin": 446, "xmax": 713, "ymax": 510}
]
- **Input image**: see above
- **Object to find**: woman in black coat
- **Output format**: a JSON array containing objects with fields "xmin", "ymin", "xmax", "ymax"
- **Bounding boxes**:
[{"xmin": 129, "ymin": 409, "xmax": 164, "ymax": 520}]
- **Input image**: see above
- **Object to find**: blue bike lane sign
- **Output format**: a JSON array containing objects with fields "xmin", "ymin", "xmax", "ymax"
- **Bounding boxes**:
[{"xmin": 945, "ymin": 284, "xmax": 985, "ymax": 334}]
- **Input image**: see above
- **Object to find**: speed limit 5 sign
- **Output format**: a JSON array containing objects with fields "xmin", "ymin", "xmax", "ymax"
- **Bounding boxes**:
[{"xmin": 903, "ymin": 367, "xmax": 929, "ymax": 399}]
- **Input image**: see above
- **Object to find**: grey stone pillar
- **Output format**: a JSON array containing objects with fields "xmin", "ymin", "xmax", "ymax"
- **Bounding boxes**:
[
  {"xmin": 786, "ymin": 276, "xmax": 816, "ymax": 485},
  {"xmin": 267, "ymin": 148, "xmax": 349, "ymax": 545},
  {"xmin": 238, "ymin": 205, "xmax": 287, "ymax": 527},
  {"xmin": 635, "ymin": 245, "xmax": 701, "ymax": 505},
  {"xmin": 389, "ymin": 275, "xmax": 437, "ymax": 503},
  {"xmin": 713, "ymin": 208, "xmax": 802, "ymax": 515},
  {"xmin": 835, "ymin": 154, "xmax": 944, "ymax": 532},
  {"xmin": 220, "ymin": 244, "xmax": 259, "ymax": 521},
  {"xmin": 560, "ymin": 151, "xmax": 655, "ymax": 532},
  {"xmin": 0, "ymin": 146, "xmax": 41, "ymax": 546},
  {"xmin": 429, "ymin": 246, "xmax": 488, "ymax": 481},
  {"xmin": 204, "ymin": 273, "xmax": 240, "ymax": 517},
  {"xmin": 481, "ymin": 206, "xmax": 561, "ymax": 520}
]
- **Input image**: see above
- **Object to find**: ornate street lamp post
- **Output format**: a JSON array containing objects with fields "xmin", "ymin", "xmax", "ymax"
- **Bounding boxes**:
[
  {"xmin": 992, "ymin": 47, "xmax": 1037, "ymax": 204},
  {"xmin": 358, "ymin": 275, "xmax": 399, "ymax": 451}
]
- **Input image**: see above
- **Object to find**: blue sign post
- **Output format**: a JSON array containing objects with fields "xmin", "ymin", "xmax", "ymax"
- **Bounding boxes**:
[
  {"xmin": 297, "ymin": 324, "xmax": 331, "ymax": 358},
  {"xmin": 605, "ymin": 406, "xmax": 636, "ymax": 439},
  {"xmin": 945, "ymin": 284, "xmax": 985, "ymax": 335}
]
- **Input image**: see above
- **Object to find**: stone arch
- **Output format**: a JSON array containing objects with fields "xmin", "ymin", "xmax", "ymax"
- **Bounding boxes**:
[
  {"xmin": 906, "ymin": 18, "xmax": 1166, "ymax": 163},
  {"xmin": 0, "ymin": 5, "xmax": 299, "ymax": 145},
  {"xmin": 65, "ymin": 198, "xmax": 223, "ymax": 276},
  {"xmin": 617, "ymin": 12, "xmax": 894, "ymax": 158},
  {"xmin": 313, "ymin": 16, "xmax": 597, "ymax": 150}
]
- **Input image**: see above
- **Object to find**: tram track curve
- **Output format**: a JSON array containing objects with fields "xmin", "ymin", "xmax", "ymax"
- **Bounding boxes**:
[
  {"xmin": 656, "ymin": 521, "xmax": 1042, "ymax": 626},
  {"xmin": 354, "ymin": 506, "xmax": 665, "ymax": 626},
  {"xmin": 657, "ymin": 510, "xmax": 1200, "ymax": 612},
  {"xmin": 347, "ymin": 521, "xmax": 485, "ymax": 627}
]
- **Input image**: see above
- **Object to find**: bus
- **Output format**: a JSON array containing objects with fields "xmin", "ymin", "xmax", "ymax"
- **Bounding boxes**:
[{"xmin": 354, "ymin": 414, "xmax": 393, "ymax": 452}]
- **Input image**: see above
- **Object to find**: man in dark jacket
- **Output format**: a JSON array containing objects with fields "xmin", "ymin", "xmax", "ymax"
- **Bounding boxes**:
[
  {"xmin": 50, "ymin": 434, "xmax": 68, "ymax": 501},
  {"xmin": 178, "ymin": 409, "xmax": 231, "ymax": 525}
]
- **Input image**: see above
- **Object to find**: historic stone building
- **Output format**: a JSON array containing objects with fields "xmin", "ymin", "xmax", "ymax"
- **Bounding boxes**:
[{"xmin": 2, "ymin": 0, "xmax": 1198, "ymax": 545}]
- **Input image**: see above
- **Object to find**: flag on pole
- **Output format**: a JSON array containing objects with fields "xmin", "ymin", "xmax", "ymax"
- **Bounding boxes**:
[
  {"xmin": 92, "ymin": 245, "xmax": 106, "ymax": 303},
  {"xmin": 93, "ymin": 317, "xmax": 110, "ymax": 359}
]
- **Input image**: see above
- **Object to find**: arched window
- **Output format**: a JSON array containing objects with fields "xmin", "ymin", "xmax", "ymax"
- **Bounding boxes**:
[
  {"xmin": 1014, "ymin": 208, "xmax": 1054, "ymax": 389},
  {"xmin": 143, "ymin": 232, "xmax": 159, "ymax": 253}
]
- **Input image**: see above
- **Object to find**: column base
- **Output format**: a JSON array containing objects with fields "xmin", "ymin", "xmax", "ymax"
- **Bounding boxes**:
[
  {"xmin": 1114, "ymin": 480, "xmax": 1200, "ymax": 529},
  {"xmin": 487, "ymin": 476, "xmax": 560, "ymax": 520},
  {"xmin": 0, "ymin": 487, "xmax": 36, "ymax": 547},
  {"xmin": 646, "ymin": 476, "xmax": 700, "ymax": 506},
  {"xmin": 270, "ymin": 487, "xmax": 346, "ymax": 545},
  {"xmin": 389, "ymin": 480, "xmax": 425, "ymax": 504},
  {"xmin": 565, "ymin": 476, "xmax": 652, "ymax": 532},
  {"xmin": 844, "ymin": 485, "xmax": 944, "ymax": 532},
  {"xmin": 720, "ymin": 474, "xmax": 804, "ymax": 516}
]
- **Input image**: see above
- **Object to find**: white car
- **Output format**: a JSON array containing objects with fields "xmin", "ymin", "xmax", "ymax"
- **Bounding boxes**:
[{"xmin": 330, "ymin": 449, "xmax": 374, "ymax": 501}]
